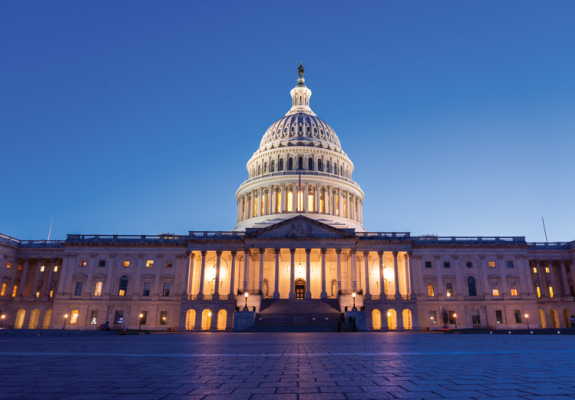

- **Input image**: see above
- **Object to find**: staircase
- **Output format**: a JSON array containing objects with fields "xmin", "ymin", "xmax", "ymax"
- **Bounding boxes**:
[{"xmin": 241, "ymin": 299, "xmax": 343, "ymax": 332}]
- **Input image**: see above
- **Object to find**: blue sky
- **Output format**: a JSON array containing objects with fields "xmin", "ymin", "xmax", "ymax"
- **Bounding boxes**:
[{"xmin": 1, "ymin": 1, "xmax": 574, "ymax": 242}]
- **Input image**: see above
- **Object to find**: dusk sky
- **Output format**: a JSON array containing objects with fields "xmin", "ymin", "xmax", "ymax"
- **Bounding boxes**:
[{"xmin": 2, "ymin": 1, "xmax": 574, "ymax": 242}]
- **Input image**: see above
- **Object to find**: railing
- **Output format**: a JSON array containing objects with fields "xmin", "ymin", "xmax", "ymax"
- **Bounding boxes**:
[
  {"xmin": 528, "ymin": 242, "xmax": 572, "ymax": 250},
  {"xmin": 356, "ymin": 232, "xmax": 411, "ymax": 238},
  {"xmin": 0, "ymin": 233, "xmax": 64, "ymax": 248},
  {"xmin": 415, "ymin": 236, "xmax": 526, "ymax": 244},
  {"xmin": 188, "ymin": 231, "xmax": 245, "ymax": 238},
  {"xmin": 238, "ymin": 170, "xmax": 363, "ymax": 189},
  {"xmin": 67, "ymin": 234, "xmax": 184, "ymax": 241}
]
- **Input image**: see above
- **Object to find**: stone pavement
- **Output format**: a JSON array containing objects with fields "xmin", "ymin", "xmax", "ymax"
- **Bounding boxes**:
[{"xmin": 0, "ymin": 332, "xmax": 575, "ymax": 400}]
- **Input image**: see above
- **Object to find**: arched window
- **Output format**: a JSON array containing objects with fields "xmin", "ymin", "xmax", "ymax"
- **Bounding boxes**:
[
  {"xmin": 298, "ymin": 156, "xmax": 303, "ymax": 169},
  {"xmin": 43, "ymin": 310, "xmax": 52, "ymax": 329},
  {"xmin": 318, "ymin": 159, "xmax": 323, "ymax": 171},
  {"xmin": 279, "ymin": 159, "xmax": 284, "ymax": 171},
  {"xmin": 539, "ymin": 309, "xmax": 547, "ymax": 328},
  {"xmin": 118, "ymin": 276, "xmax": 128, "ymax": 296},
  {"xmin": 217, "ymin": 310, "xmax": 227, "ymax": 331},
  {"xmin": 550, "ymin": 310, "xmax": 560, "ymax": 328},
  {"xmin": 15, "ymin": 309, "xmax": 25, "ymax": 329},
  {"xmin": 271, "ymin": 160, "xmax": 275, "ymax": 173},
  {"xmin": 402, "ymin": 309, "xmax": 412, "ymax": 330},
  {"xmin": 326, "ymin": 161, "xmax": 330, "ymax": 173},
  {"xmin": 372, "ymin": 309, "xmax": 382, "ymax": 330},
  {"xmin": 186, "ymin": 309, "xmax": 196, "ymax": 330},
  {"xmin": 387, "ymin": 309, "xmax": 397, "ymax": 330},
  {"xmin": 201, "ymin": 309, "xmax": 212, "ymax": 330},
  {"xmin": 28, "ymin": 309, "xmax": 40, "ymax": 329},
  {"xmin": 308, "ymin": 157, "xmax": 313, "ymax": 170},
  {"xmin": 340, "ymin": 166, "xmax": 343, "ymax": 176},
  {"xmin": 264, "ymin": 162, "xmax": 267, "ymax": 174},
  {"xmin": 467, "ymin": 277, "xmax": 477, "ymax": 296},
  {"xmin": 288, "ymin": 158, "xmax": 293, "ymax": 170},
  {"xmin": 258, "ymin": 165, "xmax": 261, "ymax": 175}
]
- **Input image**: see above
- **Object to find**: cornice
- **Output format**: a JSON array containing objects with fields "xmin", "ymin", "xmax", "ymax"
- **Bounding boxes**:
[{"xmin": 412, "ymin": 243, "xmax": 530, "ymax": 249}]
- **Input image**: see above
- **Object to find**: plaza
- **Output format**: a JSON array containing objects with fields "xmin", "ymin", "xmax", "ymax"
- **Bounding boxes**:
[{"xmin": 1, "ymin": 332, "xmax": 575, "ymax": 399}]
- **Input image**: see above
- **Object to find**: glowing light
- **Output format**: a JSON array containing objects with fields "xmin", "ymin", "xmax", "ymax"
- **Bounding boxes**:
[
  {"xmin": 387, "ymin": 312, "xmax": 391, "ymax": 317},
  {"xmin": 208, "ymin": 312, "xmax": 212, "ymax": 317},
  {"xmin": 352, "ymin": 292, "xmax": 356, "ymax": 298},
  {"xmin": 525, "ymin": 314, "xmax": 529, "ymax": 318},
  {"xmin": 64, "ymin": 314, "xmax": 68, "ymax": 318},
  {"xmin": 245, "ymin": 292, "xmax": 249, "ymax": 298},
  {"xmin": 139, "ymin": 314, "xmax": 143, "ymax": 318}
]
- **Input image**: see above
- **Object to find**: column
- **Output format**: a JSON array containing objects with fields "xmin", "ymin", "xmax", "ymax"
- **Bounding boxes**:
[
  {"xmin": 336, "ymin": 249, "xmax": 342, "ymax": 297},
  {"xmin": 17, "ymin": 258, "xmax": 30, "ymax": 298},
  {"xmin": 271, "ymin": 186, "xmax": 277, "ymax": 215},
  {"xmin": 351, "ymin": 250, "xmax": 357, "ymax": 292},
  {"xmin": 327, "ymin": 185, "xmax": 332, "ymax": 215},
  {"xmin": 498, "ymin": 257, "xmax": 509, "ymax": 299},
  {"xmin": 536, "ymin": 259, "xmax": 546, "ymax": 297},
  {"xmin": 229, "ymin": 251, "xmax": 236, "ymax": 300},
  {"xmin": 273, "ymin": 249, "xmax": 280, "ymax": 299},
  {"xmin": 289, "ymin": 249, "xmax": 296, "ymax": 299},
  {"xmin": 305, "ymin": 249, "xmax": 312, "ymax": 299},
  {"xmin": 197, "ymin": 251, "xmax": 207, "ymax": 300},
  {"xmin": 43, "ymin": 257, "xmax": 57, "ymax": 300},
  {"xmin": 479, "ymin": 255, "xmax": 492, "ymax": 299},
  {"xmin": 363, "ymin": 251, "xmax": 371, "ymax": 300},
  {"xmin": 407, "ymin": 253, "xmax": 416, "ymax": 299},
  {"xmin": 294, "ymin": 181, "xmax": 299, "ymax": 212},
  {"xmin": 338, "ymin": 188, "xmax": 343, "ymax": 217},
  {"xmin": 182, "ymin": 252, "xmax": 193, "ymax": 299},
  {"xmin": 213, "ymin": 251, "xmax": 221, "ymax": 300},
  {"xmin": 520, "ymin": 256, "xmax": 533, "ymax": 296},
  {"xmin": 359, "ymin": 200, "xmax": 363, "ymax": 224},
  {"xmin": 378, "ymin": 252, "xmax": 385, "ymax": 297},
  {"xmin": 393, "ymin": 251, "xmax": 401, "ymax": 299},
  {"xmin": 30, "ymin": 257, "xmax": 43, "ymax": 299},
  {"xmin": 346, "ymin": 192, "xmax": 351, "ymax": 218},
  {"xmin": 280, "ymin": 183, "xmax": 286, "ymax": 213},
  {"xmin": 243, "ymin": 195, "xmax": 248, "ymax": 221},
  {"xmin": 304, "ymin": 183, "xmax": 309, "ymax": 213},
  {"xmin": 559, "ymin": 259, "xmax": 571, "ymax": 299},
  {"xmin": 315, "ymin": 184, "xmax": 320, "ymax": 213},
  {"xmin": 237, "ymin": 199, "xmax": 241, "ymax": 223},
  {"xmin": 267, "ymin": 185, "xmax": 272, "ymax": 215},
  {"xmin": 259, "ymin": 249, "xmax": 265, "ymax": 294},
  {"xmin": 320, "ymin": 248, "xmax": 327, "ymax": 299},
  {"xmin": 243, "ymin": 249, "xmax": 250, "ymax": 291},
  {"xmin": 548, "ymin": 259, "xmax": 557, "ymax": 299},
  {"xmin": 83, "ymin": 254, "xmax": 97, "ymax": 298}
]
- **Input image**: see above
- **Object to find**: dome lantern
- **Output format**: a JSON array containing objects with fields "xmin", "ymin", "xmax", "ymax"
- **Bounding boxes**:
[{"xmin": 287, "ymin": 63, "xmax": 316, "ymax": 117}]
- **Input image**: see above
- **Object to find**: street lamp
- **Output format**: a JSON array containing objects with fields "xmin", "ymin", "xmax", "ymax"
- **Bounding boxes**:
[
  {"xmin": 0, "ymin": 314, "xmax": 4, "ymax": 328},
  {"xmin": 63, "ymin": 314, "xmax": 68, "ymax": 330},
  {"xmin": 352, "ymin": 292, "xmax": 357, "ymax": 311},
  {"xmin": 454, "ymin": 313, "xmax": 457, "ymax": 330},
  {"xmin": 525, "ymin": 314, "xmax": 529, "ymax": 329},
  {"xmin": 244, "ymin": 292, "xmax": 249, "ymax": 311},
  {"xmin": 139, "ymin": 313, "xmax": 143, "ymax": 330}
]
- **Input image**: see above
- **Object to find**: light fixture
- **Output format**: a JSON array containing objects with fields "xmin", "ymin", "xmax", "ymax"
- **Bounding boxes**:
[
  {"xmin": 208, "ymin": 312, "xmax": 212, "ymax": 317},
  {"xmin": 387, "ymin": 311, "xmax": 391, "ymax": 317}
]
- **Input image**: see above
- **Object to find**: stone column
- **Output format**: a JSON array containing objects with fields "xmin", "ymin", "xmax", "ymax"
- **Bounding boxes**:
[
  {"xmin": 304, "ymin": 183, "xmax": 309, "ymax": 213},
  {"xmin": 548, "ymin": 259, "xmax": 559, "ymax": 299},
  {"xmin": 393, "ymin": 251, "xmax": 401, "ymax": 300},
  {"xmin": 520, "ymin": 255, "xmax": 533, "ymax": 296},
  {"xmin": 17, "ymin": 258, "xmax": 30, "ymax": 298},
  {"xmin": 479, "ymin": 255, "xmax": 491, "ymax": 299},
  {"xmin": 289, "ymin": 249, "xmax": 296, "ymax": 299},
  {"xmin": 536, "ymin": 259, "xmax": 546, "ymax": 297},
  {"xmin": 315, "ymin": 184, "xmax": 320, "ymax": 213},
  {"xmin": 273, "ymin": 249, "xmax": 280, "ymax": 299},
  {"xmin": 242, "ymin": 195, "xmax": 248, "ymax": 221},
  {"xmin": 559, "ymin": 259, "xmax": 572, "ymax": 299},
  {"xmin": 363, "ymin": 252, "xmax": 371, "ymax": 300},
  {"xmin": 336, "ymin": 249, "xmax": 342, "ymax": 297},
  {"xmin": 378, "ymin": 252, "xmax": 385, "ymax": 297},
  {"xmin": 229, "ymin": 251, "xmax": 236, "ymax": 300},
  {"xmin": 267, "ymin": 185, "xmax": 272, "ymax": 215},
  {"xmin": 407, "ymin": 253, "xmax": 416, "ymax": 299},
  {"xmin": 181, "ymin": 252, "xmax": 193, "ymax": 300},
  {"xmin": 271, "ymin": 186, "xmax": 277, "ymax": 215},
  {"xmin": 320, "ymin": 248, "xmax": 327, "ymax": 299},
  {"xmin": 213, "ymin": 251, "xmax": 221, "ymax": 300},
  {"xmin": 259, "ymin": 249, "xmax": 265, "ymax": 294},
  {"xmin": 327, "ymin": 185, "xmax": 332, "ymax": 215},
  {"xmin": 30, "ymin": 257, "xmax": 43, "ymax": 299},
  {"xmin": 43, "ymin": 257, "xmax": 57, "ymax": 300},
  {"xmin": 243, "ymin": 249, "xmax": 250, "ymax": 291},
  {"xmin": 346, "ymin": 192, "xmax": 351, "ymax": 218},
  {"xmin": 338, "ymin": 188, "xmax": 343, "ymax": 217},
  {"xmin": 350, "ymin": 250, "xmax": 357, "ymax": 292},
  {"xmin": 360, "ymin": 200, "xmax": 363, "ymax": 224},
  {"xmin": 280, "ymin": 183, "xmax": 286, "ymax": 213},
  {"xmin": 237, "ymin": 199, "xmax": 241, "ymax": 223},
  {"xmin": 305, "ymin": 248, "xmax": 312, "ymax": 299},
  {"xmin": 197, "ymin": 251, "xmax": 207, "ymax": 300}
]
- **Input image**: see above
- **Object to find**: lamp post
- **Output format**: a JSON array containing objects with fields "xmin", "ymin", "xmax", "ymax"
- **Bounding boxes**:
[
  {"xmin": 244, "ymin": 292, "xmax": 249, "ymax": 311},
  {"xmin": 0, "ymin": 314, "xmax": 4, "ymax": 328},
  {"xmin": 63, "ymin": 314, "xmax": 68, "ymax": 330},
  {"xmin": 454, "ymin": 313, "xmax": 457, "ymax": 330},
  {"xmin": 352, "ymin": 292, "xmax": 357, "ymax": 311},
  {"xmin": 525, "ymin": 314, "xmax": 529, "ymax": 330},
  {"xmin": 139, "ymin": 313, "xmax": 143, "ymax": 330}
]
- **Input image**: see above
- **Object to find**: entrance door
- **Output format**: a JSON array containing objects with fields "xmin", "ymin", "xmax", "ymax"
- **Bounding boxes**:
[{"xmin": 295, "ymin": 279, "xmax": 305, "ymax": 299}]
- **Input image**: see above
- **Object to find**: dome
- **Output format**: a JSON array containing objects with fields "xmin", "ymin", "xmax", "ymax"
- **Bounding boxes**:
[{"xmin": 258, "ymin": 113, "xmax": 342, "ymax": 152}]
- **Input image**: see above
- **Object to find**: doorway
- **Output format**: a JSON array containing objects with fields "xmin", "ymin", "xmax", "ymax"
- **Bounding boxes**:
[{"xmin": 295, "ymin": 279, "xmax": 306, "ymax": 299}]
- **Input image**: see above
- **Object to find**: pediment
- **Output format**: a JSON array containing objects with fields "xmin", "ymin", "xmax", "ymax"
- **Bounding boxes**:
[{"xmin": 244, "ymin": 216, "xmax": 356, "ymax": 239}]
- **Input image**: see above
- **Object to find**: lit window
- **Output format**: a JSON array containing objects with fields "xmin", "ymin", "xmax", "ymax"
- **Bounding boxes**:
[
  {"xmin": 491, "ymin": 282, "xmax": 499, "ymax": 296},
  {"xmin": 335, "ymin": 197, "xmax": 339, "ymax": 216},
  {"xmin": 118, "ymin": 276, "xmax": 128, "ymax": 296},
  {"xmin": 343, "ymin": 198, "xmax": 347, "ymax": 217},
  {"xmin": 510, "ymin": 282, "xmax": 518, "ymax": 296},
  {"xmin": 308, "ymin": 194, "xmax": 314, "ymax": 212},
  {"xmin": 514, "ymin": 310, "xmax": 522, "ymax": 323},
  {"xmin": 489, "ymin": 261, "xmax": 495, "ymax": 268},
  {"xmin": 425, "ymin": 261, "xmax": 432, "ymax": 268},
  {"xmin": 160, "ymin": 311, "xmax": 167, "ymax": 325},
  {"xmin": 276, "ymin": 192, "xmax": 281, "ymax": 213},
  {"xmin": 536, "ymin": 284, "xmax": 541, "ymax": 298},
  {"xmin": 6, "ymin": 262, "xmax": 11, "ymax": 269},
  {"xmin": 261, "ymin": 196, "xmax": 265, "ymax": 215},
  {"xmin": 18, "ymin": 264, "xmax": 22, "ymax": 271},
  {"xmin": 70, "ymin": 310, "xmax": 79, "ymax": 324},
  {"xmin": 545, "ymin": 267, "xmax": 550, "ymax": 273},
  {"xmin": 140, "ymin": 311, "xmax": 148, "ymax": 325},
  {"xmin": 98, "ymin": 260, "xmax": 106, "ymax": 267},
  {"xmin": 49, "ymin": 283, "xmax": 54, "ymax": 298},
  {"xmin": 444, "ymin": 261, "xmax": 450, "ymax": 268},
  {"xmin": 533, "ymin": 267, "xmax": 537, "ymax": 274},
  {"xmin": 297, "ymin": 191, "xmax": 303, "ymax": 212},
  {"xmin": 123, "ymin": 260, "xmax": 130, "ymax": 267},
  {"xmin": 254, "ymin": 197, "xmax": 258, "ymax": 217},
  {"xmin": 90, "ymin": 310, "xmax": 98, "ymax": 325},
  {"xmin": 549, "ymin": 285, "xmax": 554, "ymax": 298},
  {"xmin": 94, "ymin": 282, "xmax": 102, "ymax": 296},
  {"xmin": 0, "ymin": 283, "xmax": 6, "ymax": 296},
  {"xmin": 495, "ymin": 310, "xmax": 503, "ymax": 324},
  {"xmin": 12, "ymin": 285, "xmax": 18, "ymax": 297},
  {"xmin": 40, "ymin": 266, "xmax": 45, "ymax": 272},
  {"xmin": 74, "ymin": 282, "xmax": 83, "ymax": 296},
  {"xmin": 54, "ymin": 266, "xmax": 58, "ymax": 272},
  {"xmin": 36, "ymin": 289, "xmax": 40, "ymax": 297},
  {"xmin": 165, "ymin": 261, "xmax": 173, "ymax": 268},
  {"xmin": 163, "ymin": 283, "xmax": 170, "ymax": 297},
  {"xmin": 114, "ymin": 310, "xmax": 124, "ymax": 324},
  {"xmin": 146, "ymin": 260, "xmax": 154, "ymax": 268},
  {"xmin": 143, "ymin": 282, "xmax": 151, "ymax": 297},
  {"xmin": 429, "ymin": 311, "xmax": 437, "ymax": 325},
  {"xmin": 446, "ymin": 282, "xmax": 453, "ymax": 297},
  {"xmin": 427, "ymin": 283, "xmax": 435, "ymax": 297},
  {"xmin": 448, "ymin": 311, "xmax": 456, "ymax": 325},
  {"xmin": 507, "ymin": 261, "xmax": 514, "ymax": 268},
  {"xmin": 79, "ymin": 260, "xmax": 87, "ymax": 267},
  {"xmin": 287, "ymin": 191, "xmax": 293, "ymax": 212}
]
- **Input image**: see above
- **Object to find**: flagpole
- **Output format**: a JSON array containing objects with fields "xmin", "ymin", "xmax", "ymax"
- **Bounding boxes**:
[{"xmin": 299, "ymin": 171, "xmax": 302, "ymax": 215}]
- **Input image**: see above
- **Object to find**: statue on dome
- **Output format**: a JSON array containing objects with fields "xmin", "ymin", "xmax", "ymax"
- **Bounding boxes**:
[{"xmin": 298, "ymin": 62, "xmax": 304, "ymax": 78}]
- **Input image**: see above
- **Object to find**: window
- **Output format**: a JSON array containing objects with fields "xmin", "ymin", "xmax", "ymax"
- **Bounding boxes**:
[
  {"xmin": 308, "ymin": 157, "xmax": 313, "ymax": 170},
  {"xmin": 163, "ymin": 282, "xmax": 170, "ymax": 297},
  {"xmin": 118, "ymin": 276, "xmax": 128, "ymax": 296},
  {"xmin": 298, "ymin": 157, "xmax": 303, "ymax": 169},
  {"xmin": 140, "ymin": 311, "xmax": 147, "ymax": 325},
  {"xmin": 308, "ymin": 194, "xmax": 314, "ymax": 212},
  {"xmin": 514, "ymin": 310, "xmax": 522, "ymax": 323},
  {"xmin": 17, "ymin": 264, "xmax": 22, "ymax": 271},
  {"xmin": 90, "ymin": 310, "xmax": 98, "ymax": 325},
  {"xmin": 70, "ymin": 310, "xmax": 79, "ymax": 324},
  {"xmin": 98, "ymin": 260, "xmax": 106, "ymax": 267},
  {"xmin": 429, "ymin": 311, "xmax": 437, "ymax": 325},
  {"xmin": 288, "ymin": 157, "xmax": 293, "ymax": 170},
  {"xmin": 466, "ymin": 261, "xmax": 473, "ymax": 268},
  {"xmin": 165, "ymin": 261, "xmax": 173, "ymax": 268},
  {"xmin": 570, "ymin": 284, "xmax": 575, "ymax": 297},
  {"xmin": 36, "ymin": 286, "xmax": 41, "ymax": 297},
  {"xmin": 472, "ymin": 310, "xmax": 481, "ymax": 325},
  {"xmin": 427, "ymin": 283, "xmax": 435, "ymax": 297},
  {"xmin": 160, "ymin": 311, "xmax": 167, "ymax": 325},
  {"xmin": 495, "ymin": 310, "xmax": 503, "ymax": 324},
  {"xmin": 123, "ymin": 260, "xmax": 130, "ymax": 267},
  {"xmin": 50, "ymin": 282, "xmax": 55, "ymax": 298},
  {"xmin": 425, "ymin": 261, "xmax": 432, "ymax": 269},
  {"xmin": 279, "ymin": 159, "xmax": 284, "ymax": 171},
  {"xmin": 143, "ymin": 282, "xmax": 151, "ymax": 297},
  {"xmin": 491, "ymin": 282, "xmax": 499, "ymax": 296},
  {"xmin": 114, "ymin": 310, "xmax": 124, "ymax": 324},
  {"xmin": 489, "ymin": 261, "xmax": 495, "ymax": 268},
  {"xmin": 287, "ymin": 190, "xmax": 293, "ymax": 212},
  {"xmin": 532, "ymin": 267, "xmax": 537, "ymax": 274},
  {"xmin": 94, "ymin": 282, "xmax": 102, "ymax": 296},
  {"xmin": 264, "ymin": 162, "xmax": 267, "ymax": 174},
  {"xmin": 54, "ymin": 266, "xmax": 58, "ymax": 272},
  {"xmin": 326, "ymin": 161, "xmax": 330, "ymax": 173},
  {"xmin": 146, "ymin": 260, "xmax": 154, "ymax": 268},
  {"xmin": 0, "ymin": 283, "xmax": 6, "ymax": 296},
  {"xmin": 446, "ymin": 282, "xmax": 453, "ymax": 297},
  {"xmin": 548, "ymin": 285, "xmax": 554, "ymax": 298},
  {"xmin": 271, "ymin": 160, "xmax": 275, "ymax": 173},
  {"xmin": 74, "ymin": 282, "xmax": 83, "ymax": 296},
  {"xmin": 535, "ymin": 283, "xmax": 541, "ymax": 298},
  {"xmin": 567, "ymin": 265, "xmax": 571, "ymax": 273},
  {"xmin": 443, "ymin": 261, "xmax": 450, "ymax": 268},
  {"xmin": 510, "ymin": 282, "xmax": 518, "ymax": 296},
  {"xmin": 276, "ymin": 191, "xmax": 281, "ymax": 212},
  {"xmin": 318, "ymin": 159, "xmax": 323, "ymax": 171},
  {"xmin": 507, "ymin": 261, "xmax": 514, "ymax": 268},
  {"xmin": 12, "ymin": 285, "xmax": 18, "ymax": 297},
  {"xmin": 467, "ymin": 277, "xmax": 477, "ymax": 296},
  {"xmin": 448, "ymin": 311, "xmax": 456, "ymax": 325},
  {"xmin": 6, "ymin": 262, "xmax": 11, "ymax": 269},
  {"xmin": 79, "ymin": 260, "xmax": 87, "ymax": 267},
  {"xmin": 40, "ymin": 266, "xmax": 45, "ymax": 272}
]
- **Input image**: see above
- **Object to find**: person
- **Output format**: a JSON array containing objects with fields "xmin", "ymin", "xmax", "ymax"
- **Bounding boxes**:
[
  {"xmin": 337, "ymin": 320, "xmax": 341, "ymax": 332},
  {"xmin": 570, "ymin": 315, "xmax": 575, "ymax": 328},
  {"xmin": 103, "ymin": 321, "xmax": 110, "ymax": 331},
  {"xmin": 353, "ymin": 316, "xmax": 357, "ymax": 331}
]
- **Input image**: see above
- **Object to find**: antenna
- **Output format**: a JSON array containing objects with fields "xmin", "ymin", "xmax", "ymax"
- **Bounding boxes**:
[
  {"xmin": 47, "ymin": 218, "xmax": 53, "ymax": 240},
  {"xmin": 542, "ymin": 217, "xmax": 548, "ymax": 243}
]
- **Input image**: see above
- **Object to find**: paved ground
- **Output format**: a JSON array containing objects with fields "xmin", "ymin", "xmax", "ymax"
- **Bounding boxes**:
[{"xmin": 0, "ymin": 332, "xmax": 575, "ymax": 400}]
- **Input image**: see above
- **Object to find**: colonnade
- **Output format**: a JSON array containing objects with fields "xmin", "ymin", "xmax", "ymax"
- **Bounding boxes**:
[
  {"xmin": 0, "ymin": 256, "xmax": 60, "ymax": 301},
  {"xmin": 530, "ymin": 258, "xmax": 574, "ymax": 300},
  {"xmin": 237, "ymin": 183, "xmax": 363, "ymax": 224}
]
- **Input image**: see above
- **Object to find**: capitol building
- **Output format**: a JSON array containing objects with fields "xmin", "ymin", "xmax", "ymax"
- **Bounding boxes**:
[{"xmin": 1, "ymin": 65, "xmax": 574, "ymax": 332}]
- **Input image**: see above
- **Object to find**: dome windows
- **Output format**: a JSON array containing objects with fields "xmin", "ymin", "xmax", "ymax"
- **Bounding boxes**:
[
  {"xmin": 288, "ymin": 158, "xmax": 293, "ymax": 170},
  {"xmin": 306, "ymin": 126, "xmax": 310, "ymax": 133},
  {"xmin": 271, "ymin": 160, "xmax": 275, "ymax": 173},
  {"xmin": 279, "ymin": 159, "xmax": 284, "ymax": 171},
  {"xmin": 308, "ymin": 157, "xmax": 313, "ymax": 170},
  {"xmin": 318, "ymin": 159, "xmax": 323, "ymax": 172},
  {"xmin": 314, "ymin": 128, "xmax": 317, "ymax": 134},
  {"xmin": 298, "ymin": 157, "xmax": 303, "ymax": 169}
]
